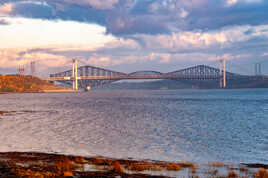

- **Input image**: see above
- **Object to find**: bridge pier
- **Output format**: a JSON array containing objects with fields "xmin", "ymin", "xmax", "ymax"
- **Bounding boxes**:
[
  {"xmin": 72, "ymin": 59, "xmax": 78, "ymax": 90},
  {"xmin": 219, "ymin": 58, "xmax": 226, "ymax": 88}
]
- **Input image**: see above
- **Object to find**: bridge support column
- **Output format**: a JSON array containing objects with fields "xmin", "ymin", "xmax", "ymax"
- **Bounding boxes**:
[
  {"xmin": 72, "ymin": 59, "xmax": 78, "ymax": 90},
  {"xmin": 219, "ymin": 61, "xmax": 222, "ymax": 88},
  {"xmin": 255, "ymin": 63, "xmax": 261, "ymax": 76},
  {"xmin": 223, "ymin": 58, "xmax": 226, "ymax": 88},
  {"xmin": 219, "ymin": 58, "xmax": 226, "ymax": 88}
]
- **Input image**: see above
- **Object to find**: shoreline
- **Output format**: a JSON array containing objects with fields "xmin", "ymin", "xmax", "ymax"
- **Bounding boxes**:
[
  {"xmin": 0, "ymin": 75, "xmax": 79, "ymax": 94},
  {"xmin": 0, "ymin": 89, "xmax": 81, "ymax": 94},
  {"xmin": 0, "ymin": 151, "xmax": 267, "ymax": 178}
]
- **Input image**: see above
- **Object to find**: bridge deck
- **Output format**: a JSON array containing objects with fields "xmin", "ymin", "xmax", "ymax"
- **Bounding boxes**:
[
  {"xmin": 46, "ymin": 65, "xmax": 267, "ymax": 89},
  {"xmin": 45, "ymin": 74, "xmax": 265, "ymax": 81}
]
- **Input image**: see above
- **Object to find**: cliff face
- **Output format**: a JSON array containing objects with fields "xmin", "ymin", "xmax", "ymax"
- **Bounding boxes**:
[{"xmin": 0, "ymin": 75, "xmax": 69, "ymax": 93}]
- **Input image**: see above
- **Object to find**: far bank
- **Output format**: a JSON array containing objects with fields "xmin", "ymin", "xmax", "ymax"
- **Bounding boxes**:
[{"xmin": 0, "ymin": 75, "xmax": 74, "ymax": 93}]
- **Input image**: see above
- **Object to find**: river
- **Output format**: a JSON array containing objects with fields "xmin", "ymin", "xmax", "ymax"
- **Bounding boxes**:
[{"xmin": 0, "ymin": 89, "xmax": 267, "ymax": 165}]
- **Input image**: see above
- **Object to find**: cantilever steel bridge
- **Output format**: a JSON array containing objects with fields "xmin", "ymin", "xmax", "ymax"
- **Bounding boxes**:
[{"xmin": 46, "ymin": 63, "xmax": 266, "ymax": 90}]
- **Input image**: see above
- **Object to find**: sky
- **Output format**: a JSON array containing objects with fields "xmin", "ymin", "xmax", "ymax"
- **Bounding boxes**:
[{"xmin": 0, "ymin": 0, "xmax": 268, "ymax": 76}]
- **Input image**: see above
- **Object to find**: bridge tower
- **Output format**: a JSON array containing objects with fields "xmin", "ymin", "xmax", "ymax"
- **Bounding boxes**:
[
  {"xmin": 30, "ymin": 61, "xmax": 36, "ymax": 76},
  {"xmin": 219, "ymin": 58, "xmax": 226, "ymax": 88},
  {"xmin": 255, "ymin": 63, "xmax": 261, "ymax": 76},
  {"xmin": 72, "ymin": 59, "xmax": 78, "ymax": 90},
  {"xmin": 18, "ymin": 65, "xmax": 25, "ymax": 76}
]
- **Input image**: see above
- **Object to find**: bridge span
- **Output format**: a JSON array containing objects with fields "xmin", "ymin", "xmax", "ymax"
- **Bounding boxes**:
[{"xmin": 46, "ymin": 60, "xmax": 267, "ymax": 90}]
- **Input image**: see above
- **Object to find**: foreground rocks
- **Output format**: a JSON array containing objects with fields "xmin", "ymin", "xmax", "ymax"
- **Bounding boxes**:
[{"xmin": 0, "ymin": 152, "xmax": 267, "ymax": 177}]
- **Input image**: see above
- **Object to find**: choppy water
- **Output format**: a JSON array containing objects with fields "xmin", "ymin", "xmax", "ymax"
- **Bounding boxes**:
[{"xmin": 0, "ymin": 89, "xmax": 267, "ymax": 164}]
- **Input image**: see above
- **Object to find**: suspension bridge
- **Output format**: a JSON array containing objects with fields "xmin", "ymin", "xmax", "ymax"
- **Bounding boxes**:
[{"xmin": 46, "ymin": 59, "xmax": 267, "ymax": 90}]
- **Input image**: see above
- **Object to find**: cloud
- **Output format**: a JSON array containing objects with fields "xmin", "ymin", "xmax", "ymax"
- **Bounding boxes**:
[
  {"xmin": 1, "ymin": 0, "xmax": 268, "ymax": 75},
  {"xmin": 226, "ymin": 0, "xmax": 238, "ymax": 6},
  {"xmin": 0, "ymin": 48, "xmax": 71, "ymax": 76},
  {"xmin": 262, "ymin": 52, "xmax": 268, "ymax": 56},
  {"xmin": 106, "ymin": 13, "xmax": 170, "ymax": 35},
  {"xmin": 0, "ymin": 17, "xmax": 114, "ymax": 49},
  {"xmin": 0, "ymin": 48, "xmax": 22, "ymax": 68},
  {"xmin": 1, "ymin": 0, "xmax": 268, "ymax": 36},
  {"xmin": 0, "ymin": 30, "xmax": 263, "ymax": 76},
  {"xmin": 0, "ymin": 18, "xmax": 10, "ymax": 25},
  {"xmin": 226, "ymin": 0, "xmax": 263, "ymax": 6},
  {"xmin": 133, "ymin": 31, "xmax": 228, "ymax": 52},
  {"xmin": 64, "ymin": 0, "xmax": 119, "ymax": 10},
  {"xmin": 130, "ymin": 24, "xmax": 268, "ymax": 57},
  {"xmin": 0, "ymin": 3, "xmax": 13, "ymax": 16},
  {"xmin": 1, "ymin": 1, "xmax": 108, "ymax": 25},
  {"xmin": 2, "ymin": 0, "xmax": 120, "ymax": 10},
  {"xmin": 149, "ymin": 53, "xmax": 171, "ymax": 64}
]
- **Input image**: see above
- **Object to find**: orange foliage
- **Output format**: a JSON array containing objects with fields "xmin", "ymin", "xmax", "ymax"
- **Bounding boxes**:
[
  {"xmin": 254, "ymin": 168, "xmax": 268, "ymax": 178},
  {"xmin": 63, "ymin": 171, "xmax": 73, "ymax": 177},
  {"xmin": 110, "ymin": 161, "xmax": 124, "ymax": 173},
  {"xmin": 0, "ymin": 75, "xmax": 52, "ymax": 93},
  {"xmin": 166, "ymin": 162, "xmax": 181, "ymax": 171}
]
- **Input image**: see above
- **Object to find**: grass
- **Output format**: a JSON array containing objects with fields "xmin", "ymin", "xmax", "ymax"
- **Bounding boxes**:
[
  {"xmin": 254, "ymin": 168, "xmax": 268, "ymax": 178},
  {"xmin": 0, "ymin": 152, "xmax": 267, "ymax": 178}
]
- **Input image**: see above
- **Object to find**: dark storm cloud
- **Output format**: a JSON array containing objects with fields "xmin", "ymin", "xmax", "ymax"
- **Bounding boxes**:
[
  {"xmin": 106, "ymin": 14, "xmax": 170, "ymax": 35},
  {"xmin": 1, "ymin": 0, "xmax": 268, "ymax": 35},
  {"xmin": 6, "ymin": 1, "xmax": 107, "ymax": 25},
  {"xmin": 12, "ymin": 1, "xmax": 54, "ymax": 19},
  {"xmin": 185, "ymin": 1, "xmax": 268, "ymax": 31}
]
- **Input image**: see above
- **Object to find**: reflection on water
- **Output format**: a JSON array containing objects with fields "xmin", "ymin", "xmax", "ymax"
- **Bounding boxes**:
[{"xmin": 0, "ymin": 89, "xmax": 267, "ymax": 164}]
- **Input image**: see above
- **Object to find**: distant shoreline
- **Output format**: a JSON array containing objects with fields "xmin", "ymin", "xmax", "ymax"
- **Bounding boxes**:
[
  {"xmin": 0, "ymin": 75, "xmax": 78, "ymax": 93},
  {"xmin": 0, "ymin": 89, "xmax": 80, "ymax": 94}
]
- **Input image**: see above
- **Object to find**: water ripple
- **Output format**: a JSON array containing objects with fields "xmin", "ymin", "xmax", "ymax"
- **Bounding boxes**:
[{"xmin": 0, "ymin": 89, "xmax": 267, "ymax": 164}]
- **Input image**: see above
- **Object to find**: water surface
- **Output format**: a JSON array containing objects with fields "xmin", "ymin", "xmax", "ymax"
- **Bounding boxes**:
[{"xmin": 0, "ymin": 89, "xmax": 267, "ymax": 164}]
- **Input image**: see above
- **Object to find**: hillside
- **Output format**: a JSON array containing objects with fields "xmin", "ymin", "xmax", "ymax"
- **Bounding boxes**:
[
  {"xmin": 95, "ymin": 79, "xmax": 268, "ymax": 90},
  {"xmin": 96, "ymin": 79, "xmax": 194, "ymax": 90},
  {"xmin": 0, "ymin": 75, "xmax": 72, "ymax": 93}
]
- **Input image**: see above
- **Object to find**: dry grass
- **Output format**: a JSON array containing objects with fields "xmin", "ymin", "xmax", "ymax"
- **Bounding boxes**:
[
  {"xmin": 73, "ymin": 156, "xmax": 86, "ymax": 164},
  {"xmin": 239, "ymin": 165, "xmax": 249, "ymax": 172},
  {"xmin": 208, "ymin": 162, "xmax": 226, "ymax": 167},
  {"xmin": 125, "ymin": 161, "xmax": 189, "ymax": 172},
  {"xmin": 8, "ymin": 155, "xmax": 80, "ymax": 177},
  {"xmin": 228, "ymin": 171, "xmax": 238, "ymax": 178},
  {"xmin": 166, "ymin": 162, "xmax": 181, "ymax": 171},
  {"xmin": 11, "ymin": 168, "xmax": 57, "ymax": 178},
  {"xmin": 254, "ymin": 168, "xmax": 268, "ymax": 178},
  {"xmin": 89, "ymin": 157, "xmax": 109, "ymax": 166},
  {"xmin": 126, "ymin": 161, "xmax": 163, "ymax": 172},
  {"xmin": 110, "ymin": 161, "xmax": 124, "ymax": 173},
  {"xmin": 63, "ymin": 171, "xmax": 73, "ymax": 177},
  {"xmin": 0, "ymin": 152, "xmax": 267, "ymax": 178},
  {"xmin": 178, "ymin": 162, "xmax": 197, "ymax": 168}
]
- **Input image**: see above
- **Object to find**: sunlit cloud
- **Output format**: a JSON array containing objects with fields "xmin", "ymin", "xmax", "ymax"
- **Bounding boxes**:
[
  {"xmin": 64, "ymin": 0, "xmax": 119, "ymax": 9},
  {"xmin": 0, "ymin": 0, "xmax": 268, "ymax": 75},
  {"xmin": 262, "ymin": 52, "xmax": 268, "ymax": 56},
  {"xmin": 226, "ymin": 0, "xmax": 263, "ymax": 6},
  {"xmin": 0, "ymin": 18, "xmax": 11, "ymax": 25},
  {"xmin": 0, "ymin": 3, "xmax": 13, "ymax": 16},
  {"xmin": 0, "ymin": 17, "xmax": 115, "ymax": 48}
]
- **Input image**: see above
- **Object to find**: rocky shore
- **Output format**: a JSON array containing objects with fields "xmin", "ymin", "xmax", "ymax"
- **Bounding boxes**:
[{"xmin": 0, "ymin": 152, "xmax": 267, "ymax": 178}]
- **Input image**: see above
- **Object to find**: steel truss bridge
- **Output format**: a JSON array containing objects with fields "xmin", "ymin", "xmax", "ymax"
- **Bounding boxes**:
[
  {"xmin": 46, "ymin": 61, "xmax": 268, "ymax": 89},
  {"xmin": 46, "ymin": 63, "xmax": 267, "ymax": 90}
]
